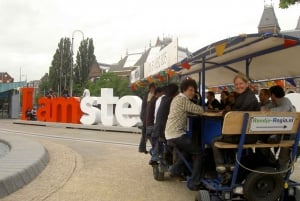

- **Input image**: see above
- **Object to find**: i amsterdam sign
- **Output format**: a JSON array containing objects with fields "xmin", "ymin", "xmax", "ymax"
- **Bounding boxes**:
[{"xmin": 21, "ymin": 88, "xmax": 142, "ymax": 127}]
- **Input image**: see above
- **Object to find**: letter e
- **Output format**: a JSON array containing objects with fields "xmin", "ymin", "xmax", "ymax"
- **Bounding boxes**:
[{"xmin": 115, "ymin": 96, "xmax": 142, "ymax": 127}]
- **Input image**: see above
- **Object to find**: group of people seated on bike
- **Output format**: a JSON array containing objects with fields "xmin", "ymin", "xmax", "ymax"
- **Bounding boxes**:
[{"xmin": 138, "ymin": 74, "xmax": 297, "ymax": 191}]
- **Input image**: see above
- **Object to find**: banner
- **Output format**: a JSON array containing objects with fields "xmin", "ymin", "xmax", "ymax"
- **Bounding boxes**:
[{"xmin": 144, "ymin": 39, "xmax": 178, "ymax": 77}]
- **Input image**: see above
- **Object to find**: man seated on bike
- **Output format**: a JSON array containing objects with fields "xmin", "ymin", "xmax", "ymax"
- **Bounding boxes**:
[
  {"xmin": 165, "ymin": 78, "xmax": 206, "ymax": 191},
  {"xmin": 261, "ymin": 85, "xmax": 296, "ymax": 171}
]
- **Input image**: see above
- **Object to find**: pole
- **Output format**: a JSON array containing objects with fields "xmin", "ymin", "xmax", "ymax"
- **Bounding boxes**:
[
  {"xmin": 70, "ymin": 37, "xmax": 74, "ymax": 97},
  {"xmin": 60, "ymin": 48, "xmax": 63, "ymax": 96},
  {"xmin": 70, "ymin": 30, "xmax": 84, "ymax": 97}
]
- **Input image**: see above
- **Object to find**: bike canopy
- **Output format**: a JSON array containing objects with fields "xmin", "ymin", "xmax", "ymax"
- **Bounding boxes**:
[{"xmin": 179, "ymin": 33, "xmax": 300, "ymax": 88}]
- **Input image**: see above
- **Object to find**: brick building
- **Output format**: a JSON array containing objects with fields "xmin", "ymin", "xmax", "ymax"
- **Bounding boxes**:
[{"xmin": 0, "ymin": 72, "xmax": 14, "ymax": 83}]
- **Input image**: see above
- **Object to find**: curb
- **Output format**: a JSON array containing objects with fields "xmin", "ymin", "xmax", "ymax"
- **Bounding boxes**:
[
  {"xmin": 0, "ymin": 134, "xmax": 49, "ymax": 198},
  {"xmin": 13, "ymin": 120, "xmax": 141, "ymax": 134}
]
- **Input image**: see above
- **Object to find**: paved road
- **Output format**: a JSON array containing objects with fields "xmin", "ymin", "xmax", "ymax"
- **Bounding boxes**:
[
  {"xmin": 0, "ymin": 120, "xmax": 196, "ymax": 201},
  {"xmin": 0, "ymin": 120, "xmax": 299, "ymax": 201}
]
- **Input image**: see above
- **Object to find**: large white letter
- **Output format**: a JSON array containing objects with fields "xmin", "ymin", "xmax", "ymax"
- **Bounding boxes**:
[
  {"xmin": 97, "ymin": 88, "xmax": 119, "ymax": 126},
  {"xmin": 115, "ymin": 96, "xmax": 142, "ymax": 127},
  {"xmin": 80, "ymin": 96, "xmax": 101, "ymax": 125}
]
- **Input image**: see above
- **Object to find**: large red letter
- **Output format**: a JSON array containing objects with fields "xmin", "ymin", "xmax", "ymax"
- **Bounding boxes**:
[
  {"xmin": 21, "ymin": 88, "xmax": 34, "ymax": 120},
  {"xmin": 51, "ymin": 97, "xmax": 82, "ymax": 123},
  {"xmin": 37, "ymin": 97, "xmax": 51, "ymax": 121}
]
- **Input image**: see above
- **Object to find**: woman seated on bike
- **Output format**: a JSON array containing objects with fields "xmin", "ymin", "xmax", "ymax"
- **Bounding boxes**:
[{"xmin": 211, "ymin": 74, "xmax": 260, "ymax": 183}]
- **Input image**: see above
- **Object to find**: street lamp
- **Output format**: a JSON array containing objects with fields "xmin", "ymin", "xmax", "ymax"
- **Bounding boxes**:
[{"xmin": 70, "ymin": 30, "xmax": 84, "ymax": 97}]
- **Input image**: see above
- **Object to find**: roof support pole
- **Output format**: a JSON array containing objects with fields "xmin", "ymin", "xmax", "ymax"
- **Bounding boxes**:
[
  {"xmin": 201, "ymin": 56, "xmax": 206, "ymax": 108},
  {"xmin": 245, "ymin": 58, "xmax": 252, "ymax": 78}
]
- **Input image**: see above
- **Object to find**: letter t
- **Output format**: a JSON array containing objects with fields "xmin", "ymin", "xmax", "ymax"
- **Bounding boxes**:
[{"xmin": 97, "ymin": 88, "xmax": 119, "ymax": 126}]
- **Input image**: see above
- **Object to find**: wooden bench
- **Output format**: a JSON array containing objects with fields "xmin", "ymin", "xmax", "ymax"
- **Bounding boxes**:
[{"xmin": 214, "ymin": 111, "xmax": 300, "ymax": 149}]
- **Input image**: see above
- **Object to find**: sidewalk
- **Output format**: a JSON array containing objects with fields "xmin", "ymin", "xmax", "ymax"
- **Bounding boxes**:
[
  {"xmin": 0, "ymin": 134, "xmax": 49, "ymax": 198},
  {"xmin": 1, "ymin": 140, "xmax": 81, "ymax": 201}
]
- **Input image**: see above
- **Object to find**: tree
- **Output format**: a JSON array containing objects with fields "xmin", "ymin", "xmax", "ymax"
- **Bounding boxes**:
[
  {"xmin": 279, "ymin": 0, "xmax": 300, "ymax": 8},
  {"xmin": 36, "ymin": 78, "xmax": 49, "ymax": 103},
  {"xmin": 73, "ymin": 38, "xmax": 96, "ymax": 89},
  {"xmin": 88, "ymin": 72, "xmax": 133, "ymax": 97},
  {"xmin": 37, "ymin": 79, "xmax": 49, "ymax": 97},
  {"xmin": 48, "ymin": 38, "xmax": 71, "ymax": 95}
]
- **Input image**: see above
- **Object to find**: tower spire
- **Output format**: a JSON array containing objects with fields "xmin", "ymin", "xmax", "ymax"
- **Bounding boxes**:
[{"xmin": 258, "ymin": 4, "xmax": 281, "ymax": 34}]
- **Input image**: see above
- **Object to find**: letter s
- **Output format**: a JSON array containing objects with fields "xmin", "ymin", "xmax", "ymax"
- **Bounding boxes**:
[{"xmin": 80, "ymin": 96, "xmax": 101, "ymax": 125}]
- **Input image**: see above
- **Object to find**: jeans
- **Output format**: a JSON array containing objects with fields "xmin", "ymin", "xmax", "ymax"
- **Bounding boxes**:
[
  {"xmin": 167, "ymin": 134, "xmax": 206, "ymax": 186},
  {"xmin": 150, "ymin": 138, "xmax": 165, "ymax": 162},
  {"xmin": 139, "ymin": 125, "xmax": 154, "ymax": 153},
  {"xmin": 146, "ymin": 126, "xmax": 154, "ymax": 148},
  {"xmin": 150, "ymin": 124, "xmax": 164, "ymax": 162}
]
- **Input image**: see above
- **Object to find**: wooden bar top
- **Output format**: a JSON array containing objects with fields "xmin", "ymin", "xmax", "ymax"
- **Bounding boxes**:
[
  {"xmin": 188, "ymin": 111, "xmax": 223, "ymax": 118},
  {"xmin": 202, "ymin": 111, "xmax": 223, "ymax": 117}
]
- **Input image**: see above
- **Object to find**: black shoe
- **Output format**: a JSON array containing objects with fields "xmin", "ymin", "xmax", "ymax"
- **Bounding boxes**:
[
  {"xmin": 221, "ymin": 172, "xmax": 232, "ymax": 185},
  {"xmin": 187, "ymin": 182, "xmax": 203, "ymax": 191},
  {"xmin": 149, "ymin": 160, "xmax": 158, "ymax": 166},
  {"xmin": 138, "ymin": 150, "xmax": 148, "ymax": 154}
]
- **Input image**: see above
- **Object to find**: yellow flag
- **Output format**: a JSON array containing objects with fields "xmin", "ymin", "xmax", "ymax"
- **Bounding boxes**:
[
  {"xmin": 267, "ymin": 81, "xmax": 273, "ymax": 87},
  {"xmin": 215, "ymin": 43, "xmax": 227, "ymax": 56}
]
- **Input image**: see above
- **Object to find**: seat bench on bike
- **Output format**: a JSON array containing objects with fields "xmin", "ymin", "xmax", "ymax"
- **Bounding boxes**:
[{"xmin": 214, "ymin": 111, "xmax": 300, "ymax": 150}]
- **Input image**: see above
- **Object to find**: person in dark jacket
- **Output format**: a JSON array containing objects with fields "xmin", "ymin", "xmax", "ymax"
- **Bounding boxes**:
[
  {"xmin": 206, "ymin": 91, "xmax": 221, "ymax": 111},
  {"xmin": 212, "ymin": 74, "xmax": 259, "ymax": 183},
  {"xmin": 219, "ymin": 90, "xmax": 230, "ymax": 110},
  {"xmin": 149, "ymin": 84, "xmax": 179, "ymax": 164},
  {"xmin": 138, "ymin": 83, "xmax": 156, "ymax": 154},
  {"xmin": 146, "ymin": 87, "xmax": 163, "ymax": 152}
]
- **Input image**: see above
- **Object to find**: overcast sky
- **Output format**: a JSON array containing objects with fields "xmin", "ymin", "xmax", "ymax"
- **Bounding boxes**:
[{"xmin": 0, "ymin": 0, "xmax": 299, "ymax": 82}]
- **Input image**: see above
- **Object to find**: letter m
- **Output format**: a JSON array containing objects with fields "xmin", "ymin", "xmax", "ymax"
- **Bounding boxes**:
[{"xmin": 51, "ymin": 97, "xmax": 83, "ymax": 123}]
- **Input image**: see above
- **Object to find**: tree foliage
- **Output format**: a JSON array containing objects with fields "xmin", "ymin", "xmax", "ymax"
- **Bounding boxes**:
[
  {"xmin": 73, "ymin": 38, "xmax": 96, "ymax": 89},
  {"xmin": 37, "ymin": 79, "xmax": 49, "ymax": 98},
  {"xmin": 279, "ymin": 0, "xmax": 300, "ymax": 8},
  {"xmin": 88, "ymin": 72, "xmax": 133, "ymax": 97},
  {"xmin": 47, "ymin": 37, "xmax": 97, "ymax": 97},
  {"xmin": 48, "ymin": 38, "xmax": 71, "ymax": 95}
]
